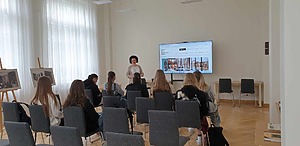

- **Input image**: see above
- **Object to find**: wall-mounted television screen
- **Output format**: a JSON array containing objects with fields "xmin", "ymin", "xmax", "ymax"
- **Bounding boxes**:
[{"xmin": 159, "ymin": 40, "xmax": 213, "ymax": 74}]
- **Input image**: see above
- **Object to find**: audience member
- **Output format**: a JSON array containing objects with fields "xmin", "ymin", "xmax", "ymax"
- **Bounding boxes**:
[
  {"xmin": 31, "ymin": 76, "xmax": 63, "ymax": 126},
  {"xmin": 125, "ymin": 72, "xmax": 149, "ymax": 98},
  {"xmin": 150, "ymin": 69, "xmax": 175, "ymax": 96},
  {"xmin": 194, "ymin": 70, "xmax": 220, "ymax": 127},
  {"xmin": 63, "ymin": 79, "xmax": 103, "ymax": 133},
  {"xmin": 83, "ymin": 73, "xmax": 102, "ymax": 107}
]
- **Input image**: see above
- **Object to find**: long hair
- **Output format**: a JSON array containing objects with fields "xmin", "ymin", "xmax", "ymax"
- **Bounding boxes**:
[
  {"xmin": 183, "ymin": 73, "xmax": 197, "ymax": 86},
  {"xmin": 152, "ymin": 69, "xmax": 171, "ymax": 92},
  {"xmin": 31, "ymin": 76, "xmax": 58, "ymax": 117},
  {"xmin": 107, "ymin": 71, "xmax": 116, "ymax": 95},
  {"xmin": 193, "ymin": 70, "xmax": 208, "ymax": 91},
  {"xmin": 133, "ymin": 72, "xmax": 141, "ymax": 84},
  {"xmin": 63, "ymin": 80, "xmax": 86, "ymax": 108}
]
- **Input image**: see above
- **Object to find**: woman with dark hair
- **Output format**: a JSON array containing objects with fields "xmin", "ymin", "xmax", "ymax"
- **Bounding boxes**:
[
  {"xmin": 125, "ymin": 72, "xmax": 149, "ymax": 98},
  {"xmin": 126, "ymin": 55, "xmax": 144, "ymax": 83},
  {"xmin": 103, "ymin": 71, "xmax": 124, "ymax": 96},
  {"xmin": 63, "ymin": 80, "xmax": 102, "ymax": 133},
  {"xmin": 83, "ymin": 73, "xmax": 102, "ymax": 106},
  {"xmin": 31, "ymin": 76, "xmax": 63, "ymax": 126}
]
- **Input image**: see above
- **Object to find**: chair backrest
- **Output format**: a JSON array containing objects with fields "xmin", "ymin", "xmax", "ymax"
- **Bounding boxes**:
[
  {"xmin": 136, "ymin": 97, "xmax": 155, "ymax": 124},
  {"xmin": 127, "ymin": 91, "xmax": 142, "ymax": 111},
  {"xmin": 175, "ymin": 100, "xmax": 201, "ymax": 128},
  {"xmin": 102, "ymin": 90, "xmax": 108, "ymax": 96},
  {"xmin": 153, "ymin": 92, "xmax": 173, "ymax": 111},
  {"xmin": 103, "ymin": 96, "xmax": 120, "ymax": 107},
  {"xmin": 148, "ymin": 110, "xmax": 179, "ymax": 146},
  {"xmin": 50, "ymin": 125, "xmax": 83, "ymax": 146},
  {"xmin": 106, "ymin": 132, "xmax": 144, "ymax": 146},
  {"xmin": 4, "ymin": 121, "xmax": 35, "ymax": 146},
  {"xmin": 63, "ymin": 106, "xmax": 86, "ymax": 137},
  {"xmin": 241, "ymin": 79, "xmax": 255, "ymax": 94},
  {"xmin": 219, "ymin": 78, "xmax": 232, "ymax": 93},
  {"xmin": 103, "ymin": 107, "xmax": 129, "ymax": 136},
  {"xmin": 2, "ymin": 102, "xmax": 20, "ymax": 122},
  {"xmin": 28, "ymin": 105, "xmax": 50, "ymax": 133},
  {"xmin": 84, "ymin": 89, "xmax": 93, "ymax": 104}
]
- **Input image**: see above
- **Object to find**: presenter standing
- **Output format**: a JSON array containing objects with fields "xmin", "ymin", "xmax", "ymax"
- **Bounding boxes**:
[{"xmin": 126, "ymin": 55, "xmax": 144, "ymax": 83}]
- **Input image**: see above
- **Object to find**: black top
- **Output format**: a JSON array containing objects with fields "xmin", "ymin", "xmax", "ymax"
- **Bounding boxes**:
[
  {"xmin": 125, "ymin": 83, "xmax": 149, "ymax": 98},
  {"xmin": 82, "ymin": 98, "xmax": 100, "ymax": 134},
  {"xmin": 84, "ymin": 79, "xmax": 102, "ymax": 106},
  {"xmin": 181, "ymin": 85, "xmax": 209, "ymax": 118}
]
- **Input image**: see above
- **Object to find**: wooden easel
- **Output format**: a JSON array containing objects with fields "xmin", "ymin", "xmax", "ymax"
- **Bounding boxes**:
[
  {"xmin": 37, "ymin": 57, "xmax": 42, "ymax": 68},
  {"xmin": 0, "ymin": 58, "xmax": 17, "ymax": 102}
]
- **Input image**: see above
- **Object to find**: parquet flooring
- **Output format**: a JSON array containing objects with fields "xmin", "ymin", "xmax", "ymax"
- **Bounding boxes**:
[{"xmin": 2, "ymin": 102, "xmax": 280, "ymax": 146}]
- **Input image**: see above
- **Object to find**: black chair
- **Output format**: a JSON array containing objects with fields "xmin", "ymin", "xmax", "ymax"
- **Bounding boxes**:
[
  {"xmin": 50, "ymin": 125, "xmax": 83, "ymax": 146},
  {"xmin": 2, "ymin": 102, "xmax": 20, "ymax": 122},
  {"xmin": 103, "ymin": 107, "xmax": 142, "ymax": 139},
  {"xmin": 63, "ymin": 106, "xmax": 101, "ymax": 145},
  {"xmin": 127, "ymin": 91, "xmax": 142, "ymax": 111},
  {"xmin": 240, "ymin": 79, "xmax": 256, "ymax": 107},
  {"xmin": 175, "ymin": 100, "xmax": 201, "ymax": 137},
  {"xmin": 106, "ymin": 132, "xmax": 144, "ymax": 146},
  {"xmin": 28, "ymin": 105, "xmax": 51, "ymax": 144},
  {"xmin": 219, "ymin": 78, "xmax": 235, "ymax": 106},
  {"xmin": 148, "ymin": 110, "xmax": 189, "ymax": 146},
  {"xmin": 136, "ymin": 97, "xmax": 155, "ymax": 138},
  {"xmin": 4, "ymin": 121, "xmax": 50, "ymax": 146},
  {"xmin": 153, "ymin": 91, "xmax": 174, "ymax": 111},
  {"xmin": 103, "ymin": 96, "xmax": 120, "ymax": 107}
]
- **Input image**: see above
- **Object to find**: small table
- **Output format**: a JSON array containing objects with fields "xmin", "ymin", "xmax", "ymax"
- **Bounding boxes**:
[{"xmin": 214, "ymin": 80, "xmax": 264, "ymax": 107}]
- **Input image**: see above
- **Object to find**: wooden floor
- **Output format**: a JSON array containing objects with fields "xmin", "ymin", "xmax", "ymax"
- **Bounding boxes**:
[{"xmin": 3, "ymin": 101, "xmax": 280, "ymax": 146}]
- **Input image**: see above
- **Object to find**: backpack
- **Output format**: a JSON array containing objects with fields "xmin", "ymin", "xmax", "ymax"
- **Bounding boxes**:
[
  {"xmin": 208, "ymin": 124, "xmax": 229, "ymax": 146},
  {"xmin": 12, "ymin": 100, "xmax": 31, "ymax": 125}
]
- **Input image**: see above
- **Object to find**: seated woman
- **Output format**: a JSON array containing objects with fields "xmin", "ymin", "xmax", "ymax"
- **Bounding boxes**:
[
  {"xmin": 63, "ymin": 80, "xmax": 103, "ymax": 133},
  {"xmin": 150, "ymin": 69, "xmax": 175, "ymax": 96},
  {"xmin": 31, "ymin": 76, "xmax": 63, "ymax": 126},
  {"xmin": 125, "ymin": 72, "xmax": 149, "ymax": 98},
  {"xmin": 103, "ymin": 71, "xmax": 127, "ymax": 108},
  {"xmin": 194, "ymin": 70, "xmax": 220, "ymax": 127},
  {"xmin": 103, "ymin": 71, "xmax": 124, "ymax": 96},
  {"xmin": 83, "ymin": 73, "xmax": 102, "ymax": 107}
]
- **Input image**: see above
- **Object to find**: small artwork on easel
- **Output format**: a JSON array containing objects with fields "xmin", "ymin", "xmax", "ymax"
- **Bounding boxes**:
[
  {"xmin": 30, "ymin": 68, "xmax": 56, "ymax": 87},
  {"xmin": 0, "ymin": 69, "xmax": 21, "ymax": 92}
]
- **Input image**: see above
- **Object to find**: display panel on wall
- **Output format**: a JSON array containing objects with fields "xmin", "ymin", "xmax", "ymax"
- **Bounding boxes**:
[
  {"xmin": 159, "ymin": 40, "xmax": 213, "ymax": 74},
  {"xmin": 30, "ymin": 68, "xmax": 56, "ymax": 87},
  {"xmin": 0, "ymin": 69, "xmax": 21, "ymax": 92}
]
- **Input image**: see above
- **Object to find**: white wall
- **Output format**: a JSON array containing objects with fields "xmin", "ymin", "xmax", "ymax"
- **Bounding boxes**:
[
  {"xmin": 99, "ymin": 0, "xmax": 269, "ymax": 101},
  {"xmin": 281, "ymin": 0, "xmax": 300, "ymax": 145}
]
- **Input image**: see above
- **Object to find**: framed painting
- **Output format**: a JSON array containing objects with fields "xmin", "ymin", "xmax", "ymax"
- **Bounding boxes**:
[
  {"xmin": 0, "ymin": 69, "xmax": 21, "ymax": 92},
  {"xmin": 30, "ymin": 68, "xmax": 56, "ymax": 87}
]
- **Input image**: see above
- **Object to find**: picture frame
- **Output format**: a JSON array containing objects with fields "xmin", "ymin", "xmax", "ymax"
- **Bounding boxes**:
[
  {"xmin": 30, "ymin": 68, "xmax": 56, "ymax": 87},
  {"xmin": 0, "ymin": 69, "xmax": 21, "ymax": 92}
]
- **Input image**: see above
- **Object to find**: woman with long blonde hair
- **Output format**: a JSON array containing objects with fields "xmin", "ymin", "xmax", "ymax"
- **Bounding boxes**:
[
  {"xmin": 193, "ymin": 70, "xmax": 220, "ymax": 127},
  {"xmin": 31, "ymin": 76, "xmax": 63, "ymax": 126},
  {"xmin": 183, "ymin": 73, "xmax": 197, "ymax": 86},
  {"xmin": 151, "ymin": 69, "xmax": 173, "ymax": 96}
]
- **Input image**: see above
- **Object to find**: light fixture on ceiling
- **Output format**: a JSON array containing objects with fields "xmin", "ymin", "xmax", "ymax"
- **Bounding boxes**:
[
  {"xmin": 93, "ymin": 0, "xmax": 112, "ymax": 5},
  {"xmin": 180, "ymin": 0, "xmax": 202, "ymax": 4}
]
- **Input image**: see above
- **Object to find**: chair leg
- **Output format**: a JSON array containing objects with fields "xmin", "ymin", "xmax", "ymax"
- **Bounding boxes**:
[
  {"xmin": 34, "ymin": 132, "xmax": 37, "ymax": 143},
  {"xmin": 239, "ymin": 93, "xmax": 241, "ymax": 107},
  {"xmin": 254, "ymin": 95, "xmax": 257, "ymax": 107},
  {"xmin": 232, "ymin": 93, "xmax": 235, "ymax": 107}
]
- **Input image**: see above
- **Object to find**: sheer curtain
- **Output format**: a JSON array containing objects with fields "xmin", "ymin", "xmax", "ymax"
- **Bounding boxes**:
[
  {"xmin": 0, "ymin": 0, "xmax": 35, "ymax": 102},
  {"xmin": 40, "ymin": 0, "xmax": 99, "ymax": 100}
]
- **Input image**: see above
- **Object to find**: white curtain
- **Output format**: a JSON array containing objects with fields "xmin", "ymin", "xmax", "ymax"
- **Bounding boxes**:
[
  {"xmin": 40, "ymin": 0, "xmax": 99, "ymax": 100},
  {"xmin": 0, "ymin": 0, "xmax": 35, "ymax": 102}
]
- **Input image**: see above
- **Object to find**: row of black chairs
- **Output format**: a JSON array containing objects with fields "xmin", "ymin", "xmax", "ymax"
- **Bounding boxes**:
[{"xmin": 219, "ymin": 78, "xmax": 256, "ymax": 107}]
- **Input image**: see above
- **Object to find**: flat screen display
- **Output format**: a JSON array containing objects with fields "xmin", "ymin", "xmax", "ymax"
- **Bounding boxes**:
[{"xmin": 159, "ymin": 40, "xmax": 213, "ymax": 74}]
